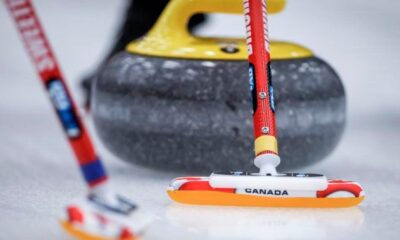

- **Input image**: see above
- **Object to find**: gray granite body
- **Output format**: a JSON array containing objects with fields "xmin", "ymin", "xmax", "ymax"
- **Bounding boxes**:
[{"xmin": 92, "ymin": 52, "xmax": 346, "ymax": 173}]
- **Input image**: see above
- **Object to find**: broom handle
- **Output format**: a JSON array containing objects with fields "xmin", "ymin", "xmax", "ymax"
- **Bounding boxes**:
[
  {"xmin": 5, "ymin": 0, "xmax": 108, "ymax": 188},
  {"xmin": 244, "ymin": 0, "xmax": 279, "ymax": 157}
]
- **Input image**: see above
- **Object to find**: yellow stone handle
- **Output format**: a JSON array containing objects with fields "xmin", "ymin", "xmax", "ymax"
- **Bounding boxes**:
[
  {"xmin": 128, "ymin": 0, "xmax": 309, "ymax": 60},
  {"xmin": 148, "ymin": 0, "xmax": 286, "ymax": 40}
]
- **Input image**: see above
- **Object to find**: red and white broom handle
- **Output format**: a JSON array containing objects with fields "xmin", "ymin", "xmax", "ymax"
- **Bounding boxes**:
[
  {"xmin": 5, "ymin": 0, "xmax": 108, "ymax": 189},
  {"xmin": 243, "ymin": 0, "xmax": 280, "ymax": 168}
]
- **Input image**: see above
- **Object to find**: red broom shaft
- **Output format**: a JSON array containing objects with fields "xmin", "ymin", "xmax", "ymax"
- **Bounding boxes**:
[
  {"xmin": 244, "ymin": 0, "xmax": 278, "ymax": 156},
  {"xmin": 5, "ymin": 0, "xmax": 108, "ymax": 188}
]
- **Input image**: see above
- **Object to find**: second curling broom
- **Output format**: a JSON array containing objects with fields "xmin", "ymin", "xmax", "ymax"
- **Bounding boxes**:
[
  {"xmin": 4, "ymin": 0, "xmax": 148, "ymax": 239},
  {"xmin": 167, "ymin": 0, "xmax": 365, "ymax": 208}
]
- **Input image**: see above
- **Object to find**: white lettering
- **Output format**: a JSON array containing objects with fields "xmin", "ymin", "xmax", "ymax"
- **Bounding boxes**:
[
  {"xmin": 243, "ymin": 0, "xmax": 253, "ymax": 55},
  {"xmin": 12, "ymin": 13, "xmax": 56, "ymax": 73},
  {"xmin": 262, "ymin": 0, "xmax": 270, "ymax": 53}
]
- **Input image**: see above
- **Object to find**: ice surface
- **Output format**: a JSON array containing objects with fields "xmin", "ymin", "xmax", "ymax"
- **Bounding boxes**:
[{"xmin": 0, "ymin": 0, "xmax": 399, "ymax": 239}]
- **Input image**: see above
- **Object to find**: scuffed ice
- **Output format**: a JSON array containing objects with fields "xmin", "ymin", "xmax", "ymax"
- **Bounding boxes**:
[{"xmin": 92, "ymin": 52, "xmax": 346, "ymax": 173}]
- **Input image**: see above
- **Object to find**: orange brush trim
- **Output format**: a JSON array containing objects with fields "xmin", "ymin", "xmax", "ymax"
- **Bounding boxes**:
[
  {"xmin": 167, "ymin": 190, "xmax": 364, "ymax": 208},
  {"xmin": 61, "ymin": 221, "xmax": 138, "ymax": 240},
  {"xmin": 168, "ymin": 178, "xmax": 364, "ymax": 208}
]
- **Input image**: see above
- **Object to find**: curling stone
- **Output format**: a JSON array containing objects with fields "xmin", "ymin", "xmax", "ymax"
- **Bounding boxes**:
[{"xmin": 92, "ymin": 0, "xmax": 346, "ymax": 173}]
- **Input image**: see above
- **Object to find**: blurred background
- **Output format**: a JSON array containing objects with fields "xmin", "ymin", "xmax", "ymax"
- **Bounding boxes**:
[{"xmin": 0, "ymin": 0, "xmax": 399, "ymax": 239}]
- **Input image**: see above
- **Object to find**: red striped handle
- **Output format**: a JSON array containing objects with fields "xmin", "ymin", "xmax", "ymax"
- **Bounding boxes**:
[
  {"xmin": 243, "ymin": 0, "xmax": 278, "ymax": 156},
  {"xmin": 5, "ymin": 0, "xmax": 108, "ymax": 188}
]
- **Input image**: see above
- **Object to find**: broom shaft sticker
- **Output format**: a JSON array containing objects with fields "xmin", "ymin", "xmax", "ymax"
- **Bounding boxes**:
[{"xmin": 47, "ymin": 79, "xmax": 82, "ymax": 138}]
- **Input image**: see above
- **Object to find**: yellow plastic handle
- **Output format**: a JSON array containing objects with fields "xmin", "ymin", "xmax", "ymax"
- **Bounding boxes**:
[
  {"xmin": 166, "ymin": 0, "xmax": 286, "ymax": 16},
  {"xmin": 127, "ymin": 0, "xmax": 312, "ymax": 61},
  {"xmin": 149, "ymin": 0, "xmax": 286, "ymax": 39}
]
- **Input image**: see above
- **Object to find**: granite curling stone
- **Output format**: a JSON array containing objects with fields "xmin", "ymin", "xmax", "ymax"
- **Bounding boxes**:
[
  {"xmin": 92, "ymin": 53, "xmax": 346, "ymax": 173},
  {"xmin": 91, "ymin": 0, "xmax": 346, "ymax": 173}
]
